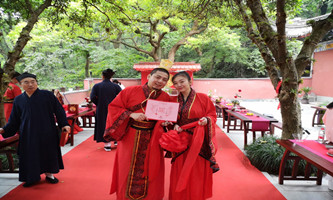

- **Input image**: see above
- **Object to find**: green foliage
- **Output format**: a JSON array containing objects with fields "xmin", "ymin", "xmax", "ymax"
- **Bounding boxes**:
[
  {"xmin": 0, "ymin": 146, "xmax": 19, "ymax": 170},
  {"xmin": 245, "ymin": 136, "xmax": 284, "ymax": 174},
  {"xmin": 296, "ymin": 0, "xmax": 333, "ymax": 18},
  {"xmin": 177, "ymin": 27, "xmax": 266, "ymax": 78},
  {"xmin": 300, "ymin": 86, "xmax": 312, "ymax": 99},
  {"xmin": 245, "ymin": 135, "xmax": 317, "ymax": 175},
  {"xmin": 301, "ymin": 86, "xmax": 312, "ymax": 94}
]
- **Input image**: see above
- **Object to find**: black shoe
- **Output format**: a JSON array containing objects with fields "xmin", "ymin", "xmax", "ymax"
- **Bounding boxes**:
[
  {"xmin": 104, "ymin": 146, "xmax": 111, "ymax": 152},
  {"xmin": 23, "ymin": 182, "xmax": 36, "ymax": 187},
  {"xmin": 45, "ymin": 176, "xmax": 59, "ymax": 184}
]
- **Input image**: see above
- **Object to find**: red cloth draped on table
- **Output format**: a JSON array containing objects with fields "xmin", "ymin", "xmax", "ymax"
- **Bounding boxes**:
[
  {"xmin": 291, "ymin": 140, "xmax": 333, "ymax": 163},
  {"xmin": 238, "ymin": 111, "xmax": 270, "ymax": 131},
  {"xmin": 63, "ymin": 105, "xmax": 83, "ymax": 134}
]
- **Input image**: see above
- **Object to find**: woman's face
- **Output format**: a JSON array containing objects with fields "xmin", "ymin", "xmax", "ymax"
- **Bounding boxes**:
[{"xmin": 172, "ymin": 75, "xmax": 191, "ymax": 94}]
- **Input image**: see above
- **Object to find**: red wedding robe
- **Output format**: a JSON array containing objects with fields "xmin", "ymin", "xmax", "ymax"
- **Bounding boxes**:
[
  {"xmin": 169, "ymin": 89, "xmax": 219, "ymax": 200},
  {"xmin": 104, "ymin": 85, "xmax": 170, "ymax": 200},
  {"xmin": 4, "ymin": 82, "xmax": 22, "ymax": 122}
]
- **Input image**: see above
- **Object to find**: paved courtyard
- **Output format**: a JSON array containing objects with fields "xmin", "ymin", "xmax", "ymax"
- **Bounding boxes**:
[{"xmin": 1, "ymin": 99, "xmax": 333, "ymax": 199}]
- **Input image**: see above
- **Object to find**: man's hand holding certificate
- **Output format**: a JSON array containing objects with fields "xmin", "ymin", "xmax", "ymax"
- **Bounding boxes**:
[{"xmin": 145, "ymin": 99, "xmax": 179, "ymax": 122}]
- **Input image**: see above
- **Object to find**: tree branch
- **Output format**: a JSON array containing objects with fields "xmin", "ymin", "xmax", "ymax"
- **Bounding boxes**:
[
  {"xmin": 234, "ymin": 0, "xmax": 280, "ymax": 88},
  {"xmin": 168, "ymin": 20, "xmax": 207, "ymax": 62},
  {"xmin": 246, "ymin": 0, "xmax": 280, "ymax": 59},
  {"xmin": 276, "ymin": 0, "xmax": 287, "ymax": 65},
  {"xmin": 295, "ymin": 10, "xmax": 333, "ymax": 77},
  {"xmin": 4, "ymin": 0, "xmax": 53, "ymax": 74}
]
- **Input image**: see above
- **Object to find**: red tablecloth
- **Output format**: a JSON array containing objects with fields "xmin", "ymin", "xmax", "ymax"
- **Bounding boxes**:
[
  {"xmin": 291, "ymin": 139, "xmax": 333, "ymax": 163},
  {"xmin": 66, "ymin": 107, "xmax": 92, "ymax": 118},
  {"xmin": 237, "ymin": 111, "xmax": 270, "ymax": 131}
]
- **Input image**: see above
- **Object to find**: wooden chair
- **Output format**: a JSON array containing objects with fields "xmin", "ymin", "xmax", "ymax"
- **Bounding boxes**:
[
  {"xmin": 223, "ymin": 108, "xmax": 243, "ymax": 130},
  {"xmin": 215, "ymin": 105, "xmax": 223, "ymax": 118},
  {"xmin": 81, "ymin": 112, "xmax": 95, "ymax": 128},
  {"xmin": 0, "ymin": 134, "xmax": 19, "ymax": 173}
]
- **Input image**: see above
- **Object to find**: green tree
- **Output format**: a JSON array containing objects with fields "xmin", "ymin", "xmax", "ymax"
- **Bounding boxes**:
[
  {"xmin": 296, "ymin": 0, "xmax": 333, "ymax": 18},
  {"xmin": 230, "ymin": 0, "xmax": 333, "ymax": 139},
  {"xmin": 66, "ymin": 0, "xmax": 219, "ymax": 62},
  {"xmin": 0, "ymin": 0, "xmax": 70, "ymax": 126}
]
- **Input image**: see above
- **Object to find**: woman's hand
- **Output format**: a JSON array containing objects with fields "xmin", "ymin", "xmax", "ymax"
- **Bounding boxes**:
[
  {"xmin": 198, "ymin": 117, "xmax": 208, "ymax": 126},
  {"xmin": 130, "ymin": 113, "xmax": 148, "ymax": 121},
  {"xmin": 62, "ymin": 126, "xmax": 71, "ymax": 133},
  {"xmin": 174, "ymin": 124, "xmax": 183, "ymax": 132},
  {"xmin": 161, "ymin": 121, "xmax": 173, "ymax": 126}
]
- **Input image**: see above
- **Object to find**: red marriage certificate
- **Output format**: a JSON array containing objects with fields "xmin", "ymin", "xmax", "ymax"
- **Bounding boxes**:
[{"xmin": 145, "ymin": 99, "xmax": 179, "ymax": 122}]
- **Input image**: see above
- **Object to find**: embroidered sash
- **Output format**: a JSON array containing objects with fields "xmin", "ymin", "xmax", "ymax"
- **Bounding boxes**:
[
  {"xmin": 124, "ymin": 85, "xmax": 163, "ymax": 200},
  {"xmin": 126, "ymin": 126, "xmax": 153, "ymax": 200}
]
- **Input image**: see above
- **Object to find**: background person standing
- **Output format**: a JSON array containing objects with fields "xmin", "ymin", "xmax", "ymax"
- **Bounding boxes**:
[
  {"xmin": 112, "ymin": 79, "xmax": 125, "ymax": 90},
  {"xmin": 0, "ymin": 72, "xmax": 70, "ymax": 187},
  {"xmin": 3, "ymin": 71, "xmax": 22, "ymax": 122},
  {"xmin": 90, "ymin": 69, "xmax": 122, "ymax": 151}
]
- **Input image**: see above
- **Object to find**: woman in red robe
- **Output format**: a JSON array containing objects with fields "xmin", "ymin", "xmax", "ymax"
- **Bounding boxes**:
[
  {"xmin": 4, "ymin": 72, "xmax": 22, "ymax": 122},
  {"xmin": 168, "ymin": 71, "xmax": 219, "ymax": 200},
  {"xmin": 103, "ymin": 68, "xmax": 170, "ymax": 200}
]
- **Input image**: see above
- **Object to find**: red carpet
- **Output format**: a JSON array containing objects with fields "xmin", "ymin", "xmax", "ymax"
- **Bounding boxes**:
[
  {"xmin": 211, "ymin": 126, "xmax": 286, "ymax": 200},
  {"xmin": 1, "ymin": 125, "xmax": 285, "ymax": 200}
]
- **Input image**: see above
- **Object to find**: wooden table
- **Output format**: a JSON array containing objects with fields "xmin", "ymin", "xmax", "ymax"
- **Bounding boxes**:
[
  {"xmin": 311, "ymin": 106, "xmax": 326, "ymax": 127},
  {"xmin": 276, "ymin": 139, "xmax": 333, "ymax": 185},
  {"xmin": 226, "ymin": 109, "xmax": 278, "ymax": 148},
  {"xmin": 66, "ymin": 107, "xmax": 96, "ymax": 146},
  {"xmin": 215, "ymin": 103, "xmax": 245, "ymax": 128},
  {"xmin": 0, "ymin": 134, "xmax": 19, "ymax": 173}
]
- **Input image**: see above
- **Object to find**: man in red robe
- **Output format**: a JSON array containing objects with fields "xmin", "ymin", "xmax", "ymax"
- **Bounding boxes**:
[
  {"xmin": 104, "ymin": 68, "xmax": 170, "ymax": 200},
  {"xmin": 4, "ymin": 72, "xmax": 22, "ymax": 122}
]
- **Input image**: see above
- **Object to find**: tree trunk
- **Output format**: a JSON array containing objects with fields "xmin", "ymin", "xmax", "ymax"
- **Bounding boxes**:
[
  {"xmin": 85, "ymin": 51, "xmax": 90, "ymax": 78},
  {"xmin": 0, "ymin": 71, "xmax": 9, "ymax": 127},
  {"xmin": 0, "ymin": 0, "xmax": 52, "ymax": 127},
  {"xmin": 234, "ymin": 0, "xmax": 333, "ymax": 139},
  {"xmin": 3, "ymin": 0, "xmax": 52, "ymax": 74},
  {"xmin": 279, "ymin": 81, "xmax": 302, "ymax": 139},
  {"xmin": 113, "ymin": 32, "xmax": 122, "ymax": 49}
]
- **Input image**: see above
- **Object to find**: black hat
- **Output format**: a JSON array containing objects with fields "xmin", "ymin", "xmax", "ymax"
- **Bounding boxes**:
[
  {"xmin": 17, "ymin": 72, "xmax": 37, "ymax": 82},
  {"xmin": 102, "ymin": 69, "xmax": 115, "ymax": 79}
]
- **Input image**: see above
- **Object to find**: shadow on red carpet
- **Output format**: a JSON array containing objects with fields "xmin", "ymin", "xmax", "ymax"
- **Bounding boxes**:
[{"xmin": 1, "ymin": 125, "xmax": 285, "ymax": 200}]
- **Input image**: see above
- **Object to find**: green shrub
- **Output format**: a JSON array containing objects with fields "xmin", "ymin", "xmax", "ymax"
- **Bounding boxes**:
[
  {"xmin": 0, "ymin": 147, "xmax": 19, "ymax": 170},
  {"xmin": 245, "ymin": 135, "xmax": 317, "ymax": 175}
]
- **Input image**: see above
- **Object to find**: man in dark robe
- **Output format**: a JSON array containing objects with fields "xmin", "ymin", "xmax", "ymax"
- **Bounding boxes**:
[
  {"xmin": 90, "ymin": 69, "xmax": 122, "ymax": 151},
  {"xmin": 0, "ymin": 72, "xmax": 70, "ymax": 187}
]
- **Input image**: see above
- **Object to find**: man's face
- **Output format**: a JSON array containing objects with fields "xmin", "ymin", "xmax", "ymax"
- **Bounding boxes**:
[
  {"xmin": 147, "ymin": 71, "xmax": 169, "ymax": 90},
  {"xmin": 20, "ymin": 77, "xmax": 38, "ymax": 94}
]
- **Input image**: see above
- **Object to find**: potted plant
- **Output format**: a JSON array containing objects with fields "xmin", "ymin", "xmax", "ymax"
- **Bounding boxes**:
[{"xmin": 300, "ymin": 86, "xmax": 312, "ymax": 104}]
